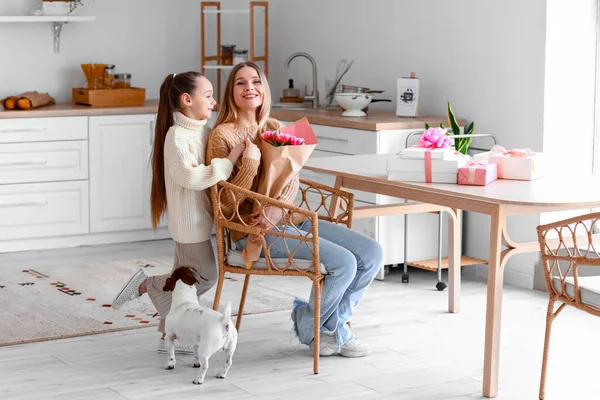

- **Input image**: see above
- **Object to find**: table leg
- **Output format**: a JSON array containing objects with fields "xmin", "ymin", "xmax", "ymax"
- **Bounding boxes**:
[
  {"xmin": 447, "ymin": 208, "xmax": 461, "ymax": 313},
  {"xmin": 483, "ymin": 204, "xmax": 507, "ymax": 398}
]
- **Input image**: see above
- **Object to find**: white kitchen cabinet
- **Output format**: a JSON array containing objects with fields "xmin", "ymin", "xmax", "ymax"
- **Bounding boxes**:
[
  {"xmin": 0, "ymin": 180, "xmax": 89, "ymax": 240},
  {"xmin": 0, "ymin": 116, "xmax": 87, "ymax": 143},
  {"xmin": 89, "ymin": 114, "xmax": 157, "ymax": 233},
  {"xmin": 0, "ymin": 140, "xmax": 88, "ymax": 185}
]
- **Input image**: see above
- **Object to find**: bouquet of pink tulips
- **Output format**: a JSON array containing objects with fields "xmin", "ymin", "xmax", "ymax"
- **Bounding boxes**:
[
  {"xmin": 243, "ymin": 117, "xmax": 317, "ymax": 267},
  {"xmin": 260, "ymin": 130, "xmax": 305, "ymax": 147}
]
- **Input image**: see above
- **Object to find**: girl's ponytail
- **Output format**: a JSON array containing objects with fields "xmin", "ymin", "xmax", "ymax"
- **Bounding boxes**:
[
  {"xmin": 150, "ymin": 74, "xmax": 175, "ymax": 230},
  {"xmin": 150, "ymin": 71, "xmax": 203, "ymax": 230}
]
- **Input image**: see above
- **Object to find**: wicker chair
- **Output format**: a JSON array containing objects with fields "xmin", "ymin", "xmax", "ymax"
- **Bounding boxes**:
[
  {"xmin": 210, "ymin": 178, "xmax": 354, "ymax": 374},
  {"xmin": 536, "ymin": 212, "xmax": 600, "ymax": 400}
]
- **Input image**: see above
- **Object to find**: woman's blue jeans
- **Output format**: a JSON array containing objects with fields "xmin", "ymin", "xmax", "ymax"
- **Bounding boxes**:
[{"xmin": 235, "ymin": 218, "xmax": 383, "ymax": 348}]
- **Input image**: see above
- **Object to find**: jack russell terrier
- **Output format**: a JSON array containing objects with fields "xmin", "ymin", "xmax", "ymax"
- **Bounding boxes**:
[{"xmin": 162, "ymin": 266, "xmax": 238, "ymax": 385}]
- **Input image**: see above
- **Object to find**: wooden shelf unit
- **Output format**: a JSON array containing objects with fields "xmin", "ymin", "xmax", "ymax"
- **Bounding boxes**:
[{"xmin": 200, "ymin": 1, "xmax": 268, "ymax": 103}]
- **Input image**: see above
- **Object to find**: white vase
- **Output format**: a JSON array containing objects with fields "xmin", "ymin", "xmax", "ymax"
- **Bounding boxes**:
[{"xmin": 42, "ymin": 2, "xmax": 72, "ymax": 16}]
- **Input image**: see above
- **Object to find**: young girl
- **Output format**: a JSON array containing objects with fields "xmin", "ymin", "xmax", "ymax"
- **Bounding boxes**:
[
  {"xmin": 111, "ymin": 71, "xmax": 251, "ymax": 354},
  {"xmin": 206, "ymin": 62, "xmax": 383, "ymax": 358}
]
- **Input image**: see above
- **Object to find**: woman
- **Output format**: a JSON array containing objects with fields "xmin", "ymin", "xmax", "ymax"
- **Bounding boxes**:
[{"xmin": 206, "ymin": 62, "xmax": 383, "ymax": 357}]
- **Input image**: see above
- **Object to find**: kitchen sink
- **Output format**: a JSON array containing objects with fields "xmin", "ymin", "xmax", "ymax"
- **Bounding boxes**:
[{"xmin": 271, "ymin": 102, "xmax": 313, "ymax": 110}]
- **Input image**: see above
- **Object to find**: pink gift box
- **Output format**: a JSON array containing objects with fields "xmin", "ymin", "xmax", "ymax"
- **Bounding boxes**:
[{"xmin": 458, "ymin": 162, "xmax": 498, "ymax": 186}]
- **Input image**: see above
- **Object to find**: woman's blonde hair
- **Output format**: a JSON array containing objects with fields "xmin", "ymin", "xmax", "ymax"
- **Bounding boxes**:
[{"xmin": 213, "ymin": 61, "xmax": 272, "ymax": 132}]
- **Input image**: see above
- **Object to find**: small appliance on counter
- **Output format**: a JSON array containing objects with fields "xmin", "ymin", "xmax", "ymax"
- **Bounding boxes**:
[
  {"xmin": 279, "ymin": 79, "xmax": 303, "ymax": 103},
  {"xmin": 396, "ymin": 72, "xmax": 420, "ymax": 117},
  {"xmin": 72, "ymin": 63, "xmax": 145, "ymax": 107}
]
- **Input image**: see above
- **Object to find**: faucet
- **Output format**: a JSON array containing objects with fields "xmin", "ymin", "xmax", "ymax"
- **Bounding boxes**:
[{"xmin": 285, "ymin": 52, "xmax": 319, "ymax": 108}]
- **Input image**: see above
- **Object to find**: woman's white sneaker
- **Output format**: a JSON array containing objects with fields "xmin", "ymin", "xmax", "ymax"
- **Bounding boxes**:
[
  {"xmin": 340, "ymin": 337, "xmax": 371, "ymax": 358},
  {"xmin": 111, "ymin": 269, "xmax": 146, "ymax": 310},
  {"xmin": 309, "ymin": 333, "xmax": 338, "ymax": 356}
]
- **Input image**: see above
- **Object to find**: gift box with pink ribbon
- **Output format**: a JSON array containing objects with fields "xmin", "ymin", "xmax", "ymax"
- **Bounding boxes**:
[
  {"xmin": 483, "ymin": 145, "xmax": 544, "ymax": 180},
  {"xmin": 387, "ymin": 127, "xmax": 469, "ymax": 183},
  {"xmin": 457, "ymin": 158, "xmax": 498, "ymax": 186}
]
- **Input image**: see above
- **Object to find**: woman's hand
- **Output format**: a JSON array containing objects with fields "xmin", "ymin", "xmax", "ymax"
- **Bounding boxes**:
[
  {"xmin": 250, "ymin": 207, "xmax": 282, "ymax": 231},
  {"xmin": 243, "ymin": 138, "xmax": 261, "ymax": 160},
  {"xmin": 227, "ymin": 141, "xmax": 246, "ymax": 165}
]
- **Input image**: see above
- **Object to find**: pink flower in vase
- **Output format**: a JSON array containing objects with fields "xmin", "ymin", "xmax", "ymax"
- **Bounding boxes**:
[{"xmin": 418, "ymin": 127, "xmax": 451, "ymax": 149}]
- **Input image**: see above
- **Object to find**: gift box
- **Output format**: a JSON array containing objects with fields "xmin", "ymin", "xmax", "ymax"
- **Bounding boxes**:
[
  {"xmin": 400, "ymin": 145, "xmax": 461, "ymax": 161},
  {"xmin": 483, "ymin": 145, "xmax": 544, "ymax": 181},
  {"xmin": 458, "ymin": 161, "xmax": 498, "ymax": 186},
  {"xmin": 387, "ymin": 151, "xmax": 469, "ymax": 183}
]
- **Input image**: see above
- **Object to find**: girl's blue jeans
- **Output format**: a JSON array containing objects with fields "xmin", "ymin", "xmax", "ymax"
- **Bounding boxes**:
[{"xmin": 235, "ymin": 218, "xmax": 383, "ymax": 347}]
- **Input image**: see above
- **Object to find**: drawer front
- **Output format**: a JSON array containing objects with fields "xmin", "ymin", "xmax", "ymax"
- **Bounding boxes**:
[
  {"xmin": 0, "ymin": 141, "xmax": 88, "ymax": 184},
  {"xmin": 312, "ymin": 125, "xmax": 377, "ymax": 155},
  {"xmin": 0, "ymin": 117, "xmax": 88, "ymax": 143},
  {"xmin": 0, "ymin": 181, "xmax": 89, "ymax": 240}
]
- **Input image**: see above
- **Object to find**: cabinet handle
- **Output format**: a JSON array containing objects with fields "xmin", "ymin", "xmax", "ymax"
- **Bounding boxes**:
[
  {"xmin": 0, "ymin": 200, "xmax": 47, "ymax": 207},
  {"xmin": 315, "ymin": 136, "xmax": 349, "ymax": 144},
  {"xmin": 0, "ymin": 160, "xmax": 47, "ymax": 166},
  {"xmin": 0, "ymin": 128, "xmax": 47, "ymax": 133}
]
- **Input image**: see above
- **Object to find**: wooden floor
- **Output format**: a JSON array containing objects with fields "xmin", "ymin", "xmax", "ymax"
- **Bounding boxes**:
[{"xmin": 1, "ymin": 240, "xmax": 600, "ymax": 399}]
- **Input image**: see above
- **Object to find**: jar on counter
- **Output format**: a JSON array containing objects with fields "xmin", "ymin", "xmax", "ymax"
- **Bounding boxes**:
[
  {"xmin": 103, "ymin": 64, "xmax": 115, "ymax": 88},
  {"xmin": 233, "ymin": 49, "xmax": 248, "ymax": 65},
  {"xmin": 220, "ymin": 45, "xmax": 235, "ymax": 65},
  {"xmin": 114, "ymin": 73, "xmax": 132, "ymax": 89}
]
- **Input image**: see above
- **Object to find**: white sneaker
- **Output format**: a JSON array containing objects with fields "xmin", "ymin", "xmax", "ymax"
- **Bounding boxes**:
[
  {"xmin": 309, "ymin": 335, "xmax": 372, "ymax": 358},
  {"xmin": 157, "ymin": 338, "xmax": 195, "ymax": 355},
  {"xmin": 340, "ymin": 337, "xmax": 371, "ymax": 358},
  {"xmin": 309, "ymin": 333, "xmax": 339, "ymax": 357},
  {"xmin": 111, "ymin": 270, "xmax": 146, "ymax": 310}
]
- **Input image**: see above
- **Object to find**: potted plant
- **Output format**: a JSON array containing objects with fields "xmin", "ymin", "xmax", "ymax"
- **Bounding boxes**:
[{"xmin": 425, "ymin": 101, "xmax": 474, "ymax": 155}]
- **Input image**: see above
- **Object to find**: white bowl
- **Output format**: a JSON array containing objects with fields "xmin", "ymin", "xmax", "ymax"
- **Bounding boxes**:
[{"xmin": 334, "ymin": 93, "xmax": 373, "ymax": 117}]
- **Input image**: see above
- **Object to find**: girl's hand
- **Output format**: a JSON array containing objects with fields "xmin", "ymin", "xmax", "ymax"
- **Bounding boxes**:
[
  {"xmin": 243, "ymin": 138, "xmax": 261, "ymax": 160},
  {"xmin": 227, "ymin": 142, "xmax": 246, "ymax": 165}
]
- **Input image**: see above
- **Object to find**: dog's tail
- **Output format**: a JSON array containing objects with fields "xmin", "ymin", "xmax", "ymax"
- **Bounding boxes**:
[{"xmin": 222, "ymin": 301, "xmax": 232, "ymax": 327}]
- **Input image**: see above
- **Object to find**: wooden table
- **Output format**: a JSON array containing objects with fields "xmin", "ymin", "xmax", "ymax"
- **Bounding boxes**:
[{"xmin": 305, "ymin": 153, "xmax": 600, "ymax": 398}]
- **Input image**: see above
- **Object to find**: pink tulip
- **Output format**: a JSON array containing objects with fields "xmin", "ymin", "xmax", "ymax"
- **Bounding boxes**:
[
  {"xmin": 418, "ymin": 127, "xmax": 451, "ymax": 149},
  {"xmin": 261, "ymin": 129, "xmax": 305, "ymax": 147}
]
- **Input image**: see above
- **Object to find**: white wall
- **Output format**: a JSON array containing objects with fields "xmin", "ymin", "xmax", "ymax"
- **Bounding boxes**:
[
  {"xmin": 0, "ymin": 0, "xmax": 204, "ymax": 102},
  {"xmin": 268, "ymin": 0, "xmax": 547, "ymax": 150}
]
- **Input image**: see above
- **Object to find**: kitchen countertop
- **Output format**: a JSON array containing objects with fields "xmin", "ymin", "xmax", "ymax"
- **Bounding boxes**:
[
  {"xmin": 271, "ymin": 108, "xmax": 466, "ymax": 131},
  {"xmin": 0, "ymin": 100, "xmax": 160, "ymax": 119},
  {"xmin": 0, "ymin": 100, "xmax": 465, "ymax": 131}
]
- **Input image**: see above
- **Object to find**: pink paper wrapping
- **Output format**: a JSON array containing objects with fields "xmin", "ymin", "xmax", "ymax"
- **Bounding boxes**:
[
  {"xmin": 458, "ymin": 162, "xmax": 497, "ymax": 186},
  {"xmin": 242, "ymin": 117, "xmax": 318, "ymax": 267}
]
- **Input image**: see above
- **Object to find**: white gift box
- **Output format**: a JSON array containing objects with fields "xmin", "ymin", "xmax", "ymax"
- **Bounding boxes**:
[
  {"xmin": 387, "ymin": 153, "xmax": 469, "ymax": 183},
  {"xmin": 478, "ymin": 146, "xmax": 544, "ymax": 181},
  {"xmin": 400, "ymin": 146, "xmax": 462, "ymax": 161}
]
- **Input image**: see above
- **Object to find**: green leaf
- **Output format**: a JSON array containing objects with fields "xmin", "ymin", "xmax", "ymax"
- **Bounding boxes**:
[
  {"xmin": 447, "ymin": 102, "xmax": 461, "ymax": 147},
  {"xmin": 465, "ymin": 121, "xmax": 474, "ymax": 135},
  {"xmin": 425, "ymin": 123, "xmax": 430, "ymax": 130}
]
